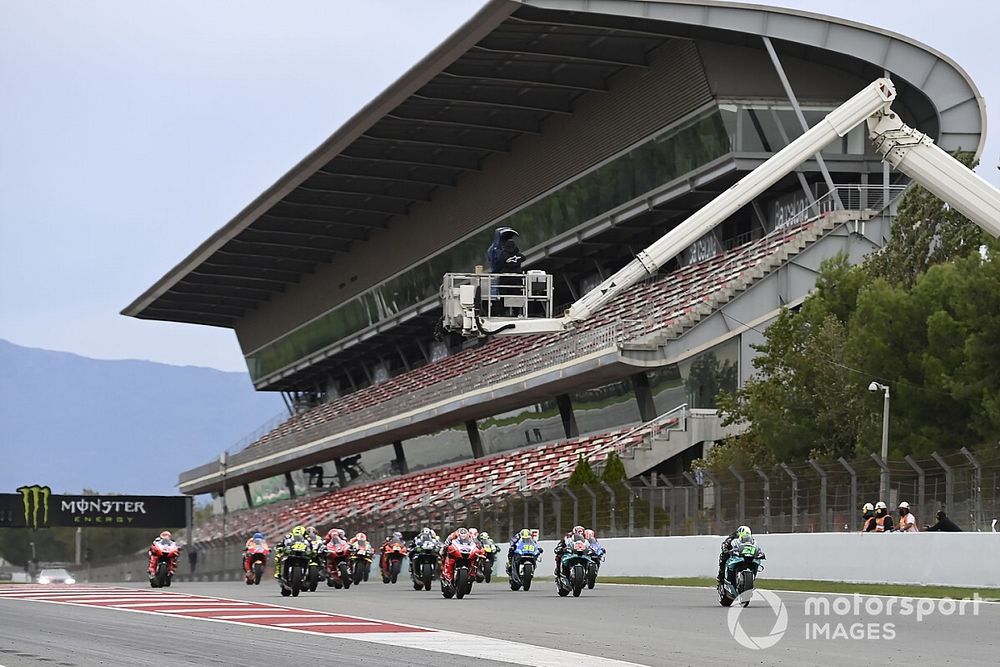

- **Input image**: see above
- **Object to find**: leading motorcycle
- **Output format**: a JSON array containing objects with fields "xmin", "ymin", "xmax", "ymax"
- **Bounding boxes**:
[
  {"xmin": 244, "ymin": 541, "xmax": 269, "ymax": 586},
  {"xmin": 718, "ymin": 541, "xmax": 766, "ymax": 607},
  {"xmin": 148, "ymin": 541, "xmax": 179, "ymax": 588},
  {"xmin": 441, "ymin": 538, "xmax": 481, "ymax": 600},
  {"xmin": 555, "ymin": 537, "xmax": 593, "ymax": 597},
  {"xmin": 278, "ymin": 536, "xmax": 313, "ymax": 597},
  {"xmin": 350, "ymin": 538, "xmax": 375, "ymax": 586}
]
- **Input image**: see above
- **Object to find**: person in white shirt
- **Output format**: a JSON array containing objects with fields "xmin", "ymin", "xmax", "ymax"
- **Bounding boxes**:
[{"xmin": 897, "ymin": 501, "xmax": 919, "ymax": 532}]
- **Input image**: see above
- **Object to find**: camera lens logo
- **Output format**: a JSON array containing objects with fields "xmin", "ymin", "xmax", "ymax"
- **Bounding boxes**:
[
  {"xmin": 727, "ymin": 589, "xmax": 788, "ymax": 650},
  {"xmin": 16, "ymin": 485, "xmax": 51, "ymax": 530}
]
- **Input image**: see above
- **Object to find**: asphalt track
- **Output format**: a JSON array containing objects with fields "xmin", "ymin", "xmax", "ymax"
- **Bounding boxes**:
[{"xmin": 0, "ymin": 579, "xmax": 997, "ymax": 666}]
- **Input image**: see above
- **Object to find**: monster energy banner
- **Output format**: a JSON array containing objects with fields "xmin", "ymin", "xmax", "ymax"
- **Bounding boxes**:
[{"xmin": 0, "ymin": 485, "xmax": 189, "ymax": 529}]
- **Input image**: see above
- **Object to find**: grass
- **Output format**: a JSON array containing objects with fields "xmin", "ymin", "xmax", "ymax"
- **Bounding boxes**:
[{"xmin": 599, "ymin": 576, "xmax": 1000, "ymax": 600}]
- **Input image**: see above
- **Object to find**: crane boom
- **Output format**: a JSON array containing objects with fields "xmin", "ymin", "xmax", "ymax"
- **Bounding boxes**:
[{"xmin": 440, "ymin": 77, "xmax": 1000, "ymax": 338}]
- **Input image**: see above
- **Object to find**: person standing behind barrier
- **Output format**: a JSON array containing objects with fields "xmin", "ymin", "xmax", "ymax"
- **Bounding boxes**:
[
  {"xmin": 873, "ymin": 501, "xmax": 894, "ymax": 532},
  {"xmin": 861, "ymin": 503, "xmax": 876, "ymax": 532},
  {"xmin": 897, "ymin": 502, "xmax": 919, "ymax": 532},
  {"xmin": 924, "ymin": 510, "xmax": 962, "ymax": 532}
]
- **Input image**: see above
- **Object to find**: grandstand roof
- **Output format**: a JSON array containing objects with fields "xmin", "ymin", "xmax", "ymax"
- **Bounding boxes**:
[{"xmin": 123, "ymin": 0, "xmax": 985, "ymax": 332}]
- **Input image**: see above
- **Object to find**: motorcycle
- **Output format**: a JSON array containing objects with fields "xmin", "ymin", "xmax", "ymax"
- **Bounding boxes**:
[
  {"xmin": 278, "ymin": 536, "xmax": 313, "ymax": 597},
  {"xmin": 380, "ymin": 539, "xmax": 408, "ymax": 584},
  {"xmin": 148, "ymin": 541, "xmax": 179, "ymax": 588},
  {"xmin": 244, "ymin": 542, "xmax": 269, "ymax": 586},
  {"xmin": 325, "ymin": 539, "xmax": 353, "ymax": 589},
  {"xmin": 304, "ymin": 541, "xmax": 326, "ymax": 592},
  {"xmin": 440, "ymin": 538, "xmax": 481, "ymax": 600},
  {"xmin": 555, "ymin": 538, "xmax": 593, "ymax": 597},
  {"xmin": 587, "ymin": 542, "xmax": 605, "ymax": 590},
  {"xmin": 718, "ymin": 542, "xmax": 766, "ymax": 608},
  {"xmin": 409, "ymin": 537, "xmax": 440, "ymax": 591},
  {"xmin": 349, "ymin": 539, "xmax": 375, "ymax": 586},
  {"xmin": 477, "ymin": 540, "xmax": 498, "ymax": 583},
  {"xmin": 507, "ymin": 537, "xmax": 541, "ymax": 592}
]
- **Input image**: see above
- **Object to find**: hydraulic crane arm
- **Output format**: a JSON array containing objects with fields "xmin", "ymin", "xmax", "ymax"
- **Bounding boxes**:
[{"xmin": 441, "ymin": 77, "xmax": 1000, "ymax": 338}]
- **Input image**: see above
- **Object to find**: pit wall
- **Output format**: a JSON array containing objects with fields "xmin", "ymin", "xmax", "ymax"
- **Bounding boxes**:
[{"xmin": 536, "ymin": 532, "xmax": 1000, "ymax": 588}]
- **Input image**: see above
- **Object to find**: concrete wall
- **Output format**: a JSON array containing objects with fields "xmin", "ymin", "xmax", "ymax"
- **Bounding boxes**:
[{"xmin": 535, "ymin": 533, "xmax": 1000, "ymax": 588}]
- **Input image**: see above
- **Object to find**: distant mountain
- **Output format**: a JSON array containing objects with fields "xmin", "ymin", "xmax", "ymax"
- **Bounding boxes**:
[{"xmin": 0, "ymin": 339, "xmax": 285, "ymax": 496}]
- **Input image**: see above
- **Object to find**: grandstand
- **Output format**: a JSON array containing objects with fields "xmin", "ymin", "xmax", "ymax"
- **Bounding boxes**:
[{"xmin": 122, "ymin": 1, "xmax": 985, "ymax": 538}]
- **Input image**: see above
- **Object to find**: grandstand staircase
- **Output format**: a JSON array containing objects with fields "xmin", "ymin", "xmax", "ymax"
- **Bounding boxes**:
[
  {"xmin": 621, "ymin": 214, "xmax": 841, "ymax": 352},
  {"xmin": 618, "ymin": 407, "xmax": 742, "ymax": 478}
]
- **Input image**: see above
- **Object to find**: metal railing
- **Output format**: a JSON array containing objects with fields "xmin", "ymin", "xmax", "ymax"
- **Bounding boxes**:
[{"xmin": 775, "ymin": 184, "xmax": 909, "ymax": 231}]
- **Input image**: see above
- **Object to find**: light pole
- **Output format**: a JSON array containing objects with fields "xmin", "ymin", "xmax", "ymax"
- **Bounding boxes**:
[
  {"xmin": 868, "ymin": 381, "xmax": 890, "ymax": 500},
  {"xmin": 219, "ymin": 451, "xmax": 229, "ymax": 540}
]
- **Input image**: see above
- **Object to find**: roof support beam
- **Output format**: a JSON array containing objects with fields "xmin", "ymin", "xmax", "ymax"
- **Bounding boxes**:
[
  {"xmin": 471, "ymin": 44, "xmax": 647, "ymax": 69},
  {"xmin": 197, "ymin": 263, "xmax": 301, "ymax": 284},
  {"xmin": 188, "ymin": 270, "xmax": 290, "ymax": 290},
  {"xmin": 409, "ymin": 92, "xmax": 572, "ymax": 116},
  {"xmin": 339, "ymin": 151, "xmax": 478, "ymax": 173},
  {"xmin": 361, "ymin": 130, "xmax": 504, "ymax": 153},
  {"xmin": 171, "ymin": 283, "xmax": 274, "ymax": 302},
  {"xmin": 259, "ymin": 214, "xmax": 388, "ymax": 230},
  {"xmin": 277, "ymin": 197, "xmax": 408, "ymax": 217},
  {"xmin": 294, "ymin": 183, "xmax": 432, "ymax": 203},
  {"xmin": 438, "ymin": 69, "xmax": 607, "ymax": 93},
  {"xmin": 218, "ymin": 243, "xmax": 332, "ymax": 263},
  {"xmin": 506, "ymin": 15, "xmax": 678, "ymax": 42},
  {"xmin": 140, "ymin": 309, "xmax": 235, "ymax": 328},
  {"xmin": 315, "ymin": 167, "xmax": 455, "ymax": 188},
  {"xmin": 385, "ymin": 112, "xmax": 537, "ymax": 136},
  {"xmin": 242, "ymin": 226, "xmax": 367, "ymax": 244},
  {"xmin": 151, "ymin": 299, "xmax": 246, "ymax": 318}
]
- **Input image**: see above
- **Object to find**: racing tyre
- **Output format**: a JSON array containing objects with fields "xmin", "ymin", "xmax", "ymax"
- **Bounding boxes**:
[
  {"xmin": 421, "ymin": 564, "xmax": 432, "ymax": 591},
  {"xmin": 390, "ymin": 558, "xmax": 401, "ymax": 584},
  {"xmin": 484, "ymin": 563, "xmax": 492, "ymax": 584},
  {"xmin": 155, "ymin": 562, "xmax": 168, "ymax": 588},
  {"xmin": 281, "ymin": 587, "xmax": 291, "ymax": 597},
  {"xmin": 339, "ymin": 562, "xmax": 352, "ymax": 589},
  {"xmin": 522, "ymin": 562, "xmax": 533, "ymax": 591},
  {"xmin": 253, "ymin": 562, "xmax": 263, "ymax": 585},
  {"xmin": 572, "ymin": 565, "xmax": 584, "ymax": 597},
  {"xmin": 455, "ymin": 568, "xmax": 469, "ymax": 600},
  {"xmin": 352, "ymin": 561, "xmax": 364, "ymax": 586},
  {"xmin": 290, "ymin": 565, "xmax": 302, "ymax": 596}
]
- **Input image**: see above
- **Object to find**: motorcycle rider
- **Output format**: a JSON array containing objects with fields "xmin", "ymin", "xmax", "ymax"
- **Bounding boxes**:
[
  {"xmin": 553, "ymin": 525, "xmax": 588, "ymax": 577},
  {"xmin": 273, "ymin": 525, "xmax": 307, "ymax": 579},
  {"xmin": 242, "ymin": 531, "xmax": 269, "ymax": 574},
  {"xmin": 507, "ymin": 528, "xmax": 536, "ymax": 568},
  {"xmin": 717, "ymin": 525, "xmax": 753, "ymax": 585},
  {"xmin": 861, "ymin": 502, "xmax": 877, "ymax": 532},
  {"xmin": 440, "ymin": 527, "xmax": 480, "ymax": 584},
  {"xmin": 380, "ymin": 531, "xmax": 405, "ymax": 574},
  {"xmin": 873, "ymin": 501, "xmax": 895, "ymax": 532},
  {"xmin": 408, "ymin": 527, "xmax": 440, "ymax": 574},
  {"xmin": 147, "ymin": 531, "xmax": 179, "ymax": 578},
  {"xmin": 325, "ymin": 527, "xmax": 347, "ymax": 545}
]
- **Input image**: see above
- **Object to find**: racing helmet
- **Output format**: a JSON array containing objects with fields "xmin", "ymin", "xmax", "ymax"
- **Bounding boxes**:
[
  {"xmin": 480, "ymin": 531, "xmax": 490, "ymax": 541},
  {"xmin": 584, "ymin": 529, "xmax": 595, "ymax": 540},
  {"xmin": 875, "ymin": 501, "xmax": 887, "ymax": 510},
  {"xmin": 252, "ymin": 531, "xmax": 264, "ymax": 540},
  {"xmin": 457, "ymin": 528, "xmax": 470, "ymax": 539},
  {"xmin": 392, "ymin": 531, "xmax": 402, "ymax": 540},
  {"xmin": 862, "ymin": 502, "xmax": 874, "ymax": 513},
  {"xmin": 519, "ymin": 528, "xmax": 532, "ymax": 540},
  {"xmin": 356, "ymin": 532, "xmax": 367, "ymax": 541},
  {"xmin": 337, "ymin": 529, "xmax": 346, "ymax": 538},
  {"xmin": 572, "ymin": 525, "xmax": 585, "ymax": 536},
  {"xmin": 306, "ymin": 526, "xmax": 317, "ymax": 536},
  {"xmin": 291, "ymin": 526, "xmax": 306, "ymax": 537},
  {"xmin": 468, "ymin": 528, "xmax": 479, "ymax": 540},
  {"xmin": 159, "ymin": 531, "xmax": 172, "ymax": 541},
  {"xmin": 736, "ymin": 525, "xmax": 752, "ymax": 540}
]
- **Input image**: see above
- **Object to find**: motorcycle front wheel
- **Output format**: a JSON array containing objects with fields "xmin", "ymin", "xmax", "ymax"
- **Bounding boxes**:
[
  {"xmin": 421, "ymin": 563, "xmax": 432, "ymax": 591},
  {"xmin": 253, "ymin": 562, "xmax": 263, "ymax": 585},
  {"xmin": 522, "ymin": 562, "xmax": 534, "ymax": 591},
  {"xmin": 455, "ymin": 568, "xmax": 469, "ymax": 599}
]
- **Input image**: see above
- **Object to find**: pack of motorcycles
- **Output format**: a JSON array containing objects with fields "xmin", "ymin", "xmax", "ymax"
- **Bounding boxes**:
[
  {"xmin": 151, "ymin": 534, "xmax": 764, "ymax": 607},
  {"xmin": 263, "ymin": 534, "xmax": 607, "ymax": 600}
]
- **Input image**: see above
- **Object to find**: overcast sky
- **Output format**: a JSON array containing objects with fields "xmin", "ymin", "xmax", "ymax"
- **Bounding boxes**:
[{"xmin": 2, "ymin": 1, "xmax": 997, "ymax": 373}]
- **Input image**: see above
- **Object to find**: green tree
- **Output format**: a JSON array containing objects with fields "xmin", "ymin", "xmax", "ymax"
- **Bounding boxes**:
[
  {"xmin": 601, "ymin": 452, "xmax": 628, "ymax": 483},
  {"xmin": 567, "ymin": 455, "xmax": 598, "ymax": 487},
  {"xmin": 866, "ymin": 152, "xmax": 984, "ymax": 288}
]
